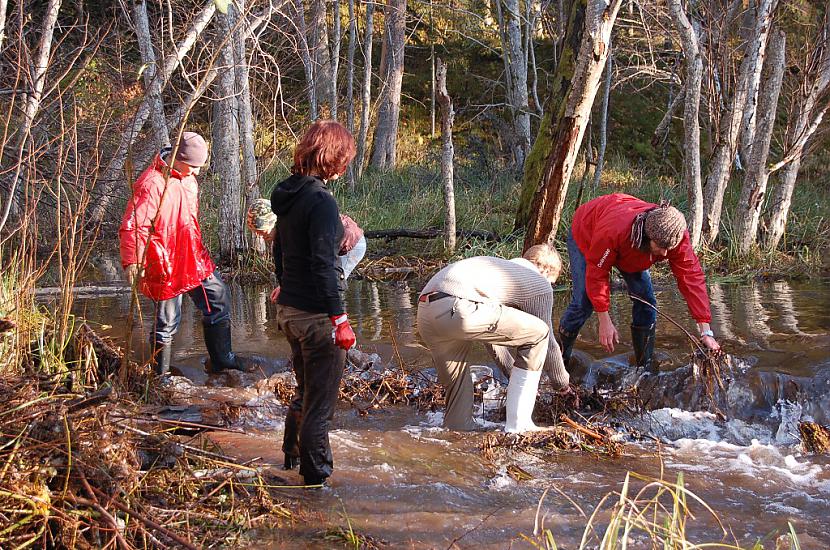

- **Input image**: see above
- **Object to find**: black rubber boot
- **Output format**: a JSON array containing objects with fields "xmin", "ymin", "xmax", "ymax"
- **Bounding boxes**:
[
  {"xmin": 151, "ymin": 341, "xmax": 173, "ymax": 376},
  {"xmin": 558, "ymin": 328, "xmax": 579, "ymax": 372},
  {"xmin": 203, "ymin": 319, "xmax": 243, "ymax": 372},
  {"xmin": 284, "ymin": 455, "xmax": 300, "ymax": 470},
  {"xmin": 631, "ymin": 324, "xmax": 657, "ymax": 374}
]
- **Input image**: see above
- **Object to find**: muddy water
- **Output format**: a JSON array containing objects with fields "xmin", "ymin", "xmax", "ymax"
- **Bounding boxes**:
[{"xmin": 71, "ymin": 278, "xmax": 830, "ymax": 548}]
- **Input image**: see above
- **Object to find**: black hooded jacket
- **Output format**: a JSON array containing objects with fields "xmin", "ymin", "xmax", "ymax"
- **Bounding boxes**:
[{"xmin": 271, "ymin": 174, "xmax": 345, "ymax": 315}]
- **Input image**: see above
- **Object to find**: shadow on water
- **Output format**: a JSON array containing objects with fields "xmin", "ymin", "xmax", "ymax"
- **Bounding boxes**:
[{"xmin": 67, "ymin": 274, "xmax": 830, "ymax": 548}]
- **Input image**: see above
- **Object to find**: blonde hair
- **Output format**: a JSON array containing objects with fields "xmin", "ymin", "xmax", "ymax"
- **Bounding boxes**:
[{"xmin": 523, "ymin": 244, "xmax": 562, "ymax": 282}]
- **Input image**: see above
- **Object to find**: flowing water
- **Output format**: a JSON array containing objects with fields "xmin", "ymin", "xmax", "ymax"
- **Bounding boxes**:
[{"xmin": 68, "ymin": 270, "xmax": 830, "ymax": 549}]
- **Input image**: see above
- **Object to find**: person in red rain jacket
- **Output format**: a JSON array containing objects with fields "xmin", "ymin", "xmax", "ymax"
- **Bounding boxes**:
[
  {"xmin": 119, "ymin": 131, "xmax": 243, "ymax": 375},
  {"xmin": 558, "ymin": 193, "xmax": 720, "ymax": 374}
]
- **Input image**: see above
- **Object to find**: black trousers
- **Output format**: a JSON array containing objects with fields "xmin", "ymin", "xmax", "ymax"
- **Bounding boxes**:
[{"xmin": 276, "ymin": 304, "xmax": 346, "ymax": 484}]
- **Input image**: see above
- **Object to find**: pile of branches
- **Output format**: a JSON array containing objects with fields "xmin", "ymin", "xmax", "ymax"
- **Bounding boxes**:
[
  {"xmin": 355, "ymin": 256, "xmax": 443, "ymax": 281},
  {"xmin": 1, "ymin": 329, "xmax": 294, "ymax": 549},
  {"xmin": 799, "ymin": 422, "xmax": 830, "ymax": 454}
]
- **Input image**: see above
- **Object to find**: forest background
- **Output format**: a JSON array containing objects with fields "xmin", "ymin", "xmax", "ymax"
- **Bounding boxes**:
[{"xmin": 1, "ymin": 0, "xmax": 830, "ymax": 285}]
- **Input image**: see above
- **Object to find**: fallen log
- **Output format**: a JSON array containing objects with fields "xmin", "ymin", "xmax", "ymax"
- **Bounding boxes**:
[{"xmin": 364, "ymin": 227, "xmax": 500, "ymax": 242}]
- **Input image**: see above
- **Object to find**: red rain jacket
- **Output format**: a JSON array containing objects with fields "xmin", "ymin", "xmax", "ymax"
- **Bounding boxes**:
[
  {"xmin": 119, "ymin": 155, "xmax": 215, "ymax": 301},
  {"xmin": 571, "ymin": 193, "xmax": 712, "ymax": 323}
]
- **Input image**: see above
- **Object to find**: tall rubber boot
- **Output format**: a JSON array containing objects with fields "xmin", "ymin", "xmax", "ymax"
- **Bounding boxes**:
[
  {"xmin": 203, "ymin": 319, "xmax": 243, "ymax": 372},
  {"xmin": 151, "ymin": 341, "xmax": 173, "ymax": 376},
  {"xmin": 558, "ymin": 328, "xmax": 579, "ymax": 372},
  {"xmin": 631, "ymin": 324, "xmax": 657, "ymax": 374},
  {"xmin": 505, "ymin": 368, "xmax": 543, "ymax": 433}
]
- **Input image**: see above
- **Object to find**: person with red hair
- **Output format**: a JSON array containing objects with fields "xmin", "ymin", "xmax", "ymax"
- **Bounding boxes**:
[{"xmin": 269, "ymin": 120, "xmax": 357, "ymax": 487}]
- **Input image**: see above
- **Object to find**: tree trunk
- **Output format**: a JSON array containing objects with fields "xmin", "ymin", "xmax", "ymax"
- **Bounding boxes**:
[
  {"xmin": 344, "ymin": 0, "xmax": 357, "ymax": 187},
  {"xmin": 312, "ymin": 0, "xmax": 332, "ymax": 109},
  {"xmin": 85, "ymin": 0, "xmax": 217, "ymax": 226},
  {"xmin": 330, "ymin": 0, "xmax": 342, "ymax": 119},
  {"xmin": 495, "ymin": 0, "xmax": 531, "ymax": 167},
  {"xmin": 668, "ymin": 0, "xmax": 703, "ymax": 248},
  {"xmin": 0, "ymin": 0, "xmax": 61, "ymax": 234},
  {"xmin": 369, "ymin": 0, "xmax": 406, "ymax": 171},
  {"xmin": 234, "ymin": 0, "xmax": 264, "ymax": 254},
  {"xmin": 733, "ymin": 29, "xmax": 785, "ymax": 254},
  {"xmin": 132, "ymin": 0, "xmax": 170, "ymax": 150},
  {"xmin": 0, "ymin": 0, "xmax": 8, "ymax": 52},
  {"xmin": 295, "ymin": 0, "xmax": 318, "ymax": 120},
  {"xmin": 652, "ymin": 84, "xmax": 684, "ymax": 148},
  {"xmin": 213, "ymin": 13, "xmax": 244, "ymax": 265},
  {"xmin": 592, "ymin": 41, "xmax": 612, "ymax": 192},
  {"xmin": 355, "ymin": 0, "xmax": 374, "ymax": 178},
  {"xmin": 766, "ymin": 13, "xmax": 830, "ymax": 251},
  {"xmin": 436, "ymin": 58, "xmax": 456, "ymax": 253},
  {"xmin": 701, "ymin": 0, "xmax": 776, "ymax": 245},
  {"xmin": 520, "ymin": 0, "xmax": 623, "ymax": 251}
]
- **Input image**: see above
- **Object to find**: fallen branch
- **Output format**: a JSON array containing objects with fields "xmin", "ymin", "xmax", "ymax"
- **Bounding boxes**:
[
  {"xmin": 559, "ymin": 414, "xmax": 604, "ymax": 441},
  {"xmin": 364, "ymin": 227, "xmax": 500, "ymax": 241}
]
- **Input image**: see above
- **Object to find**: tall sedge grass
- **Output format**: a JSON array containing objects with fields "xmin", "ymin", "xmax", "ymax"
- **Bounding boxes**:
[{"xmin": 525, "ymin": 472, "xmax": 803, "ymax": 550}]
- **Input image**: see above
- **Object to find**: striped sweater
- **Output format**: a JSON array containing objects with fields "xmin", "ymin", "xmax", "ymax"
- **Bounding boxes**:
[{"xmin": 421, "ymin": 256, "xmax": 569, "ymax": 389}]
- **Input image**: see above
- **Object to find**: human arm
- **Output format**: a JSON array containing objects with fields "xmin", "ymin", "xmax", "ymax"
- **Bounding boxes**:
[
  {"xmin": 522, "ymin": 290, "xmax": 569, "ymax": 389},
  {"xmin": 597, "ymin": 311, "xmax": 620, "ymax": 353},
  {"xmin": 119, "ymin": 176, "xmax": 161, "ymax": 280},
  {"xmin": 667, "ymin": 232, "xmax": 718, "ymax": 349}
]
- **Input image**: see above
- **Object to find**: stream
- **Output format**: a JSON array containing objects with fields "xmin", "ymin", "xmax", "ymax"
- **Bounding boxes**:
[{"xmin": 69, "ymin": 270, "xmax": 830, "ymax": 549}]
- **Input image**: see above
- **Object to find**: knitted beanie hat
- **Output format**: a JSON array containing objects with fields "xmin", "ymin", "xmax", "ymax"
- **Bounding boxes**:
[
  {"xmin": 644, "ymin": 205, "xmax": 687, "ymax": 249},
  {"xmin": 175, "ymin": 132, "xmax": 209, "ymax": 167}
]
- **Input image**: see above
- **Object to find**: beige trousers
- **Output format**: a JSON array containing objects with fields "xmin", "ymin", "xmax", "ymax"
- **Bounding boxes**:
[{"xmin": 416, "ymin": 295, "xmax": 549, "ymax": 430}]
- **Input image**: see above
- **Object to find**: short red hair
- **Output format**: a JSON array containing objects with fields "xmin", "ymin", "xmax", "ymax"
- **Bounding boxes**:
[{"xmin": 292, "ymin": 120, "xmax": 356, "ymax": 180}]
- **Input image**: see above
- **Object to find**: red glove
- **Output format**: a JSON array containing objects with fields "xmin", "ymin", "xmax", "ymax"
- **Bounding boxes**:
[{"xmin": 330, "ymin": 314, "xmax": 356, "ymax": 350}]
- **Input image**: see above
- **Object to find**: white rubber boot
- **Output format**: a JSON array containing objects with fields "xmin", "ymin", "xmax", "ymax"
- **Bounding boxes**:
[{"xmin": 505, "ymin": 367, "xmax": 543, "ymax": 433}]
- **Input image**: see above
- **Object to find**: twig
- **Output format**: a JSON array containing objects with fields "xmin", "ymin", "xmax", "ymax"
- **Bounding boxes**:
[
  {"xmin": 628, "ymin": 294, "xmax": 705, "ymax": 355},
  {"xmin": 559, "ymin": 414, "xmax": 604, "ymax": 442}
]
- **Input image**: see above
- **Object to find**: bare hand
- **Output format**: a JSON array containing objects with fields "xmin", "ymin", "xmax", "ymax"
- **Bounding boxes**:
[
  {"xmin": 124, "ymin": 264, "xmax": 142, "ymax": 287},
  {"xmin": 269, "ymin": 286, "xmax": 280, "ymax": 303},
  {"xmin": 701, "ymin": 334, "xmax": 720, "ymax": 351},
  {"xmin": 598, "ymin": 318, "xmax": 619, "ymax": 353}
]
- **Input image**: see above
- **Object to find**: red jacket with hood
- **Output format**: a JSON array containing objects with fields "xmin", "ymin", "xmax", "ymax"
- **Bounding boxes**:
[
  {"xmin": 571, "ymin": 193, "xmax": 711, "ymax": 323},
  {"xmin": 119, "ymin": 155, "xmax": 215, "ymax": 301}
]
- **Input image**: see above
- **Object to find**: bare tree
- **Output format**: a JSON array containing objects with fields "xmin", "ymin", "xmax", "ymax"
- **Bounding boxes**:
[
  {"xmin": 0, "ymin": 0, "xmax": 62, "ymax": 234},
  {"xmin": 213, "ymin": 11, "xmax": 244, "ymax": 264},
  {"xmin": 86, "ymin": 0, "xmax": 217, "ymax": 225},
  {"xmin": 494, "ymin": 0, "xmax": 531, "ymax": 167},
  {"xmin": 330, "ymin": 0, "xmax": 342, "ymax": 119},
  {"xmin": 701, "ymin": 0, "xmax": 777, "ymax": 245},
  {"xmin": 132, "ymin": 0, "xmax": 169, "ymax": 150},
  {"xmin": 0, "ymin": 0, "xmax": 8, "ymax": 52},
  {"xmin": 520, "ymin": 0, "xmax": 623, "ymax": 250},
  {"xmin": 369, "ymin": 0, "xmax": 406, "ymax": 171},
  {"xmin": 765, "ymin": 13, "xmax": 830, "ymax": 251},
  {"xmin": 733, "ymin": 28, "xmax": 785, "ymax": 254},
  {"xmin": 668, "ymin": 0, "xmax": 703, "ymax": 247},
  {"xmin": 436, "ymin": 58, "xmax": 456, "ymax": 253},
  {"xmin": 356, "ymin": 0, "xmax": 374, "ymax": 177},
  {"xmin": 295, "ymin": 0, "xmax": 318, "ymax": 119},
  {"xmin": 344, "ymin": 0, "xmax": 357, "ymax": 187},
  {"xmin": 592, "ymin": 40, "xmax": 612, "ymax": 192}
]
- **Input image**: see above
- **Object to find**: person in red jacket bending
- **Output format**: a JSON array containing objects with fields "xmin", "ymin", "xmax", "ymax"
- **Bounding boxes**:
[
  {"xmin": 559, "ymin": 193, "xmax": 720, "ymax": 374},
  {"xmin": 119, "ymin": 131, "xmax": 243, "ymax": 375}
]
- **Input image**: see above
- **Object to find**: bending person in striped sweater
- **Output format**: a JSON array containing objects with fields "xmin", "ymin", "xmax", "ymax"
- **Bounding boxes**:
[{"xmin": 416, "ymin": 245, "xmax": 570, "ymax": 432}]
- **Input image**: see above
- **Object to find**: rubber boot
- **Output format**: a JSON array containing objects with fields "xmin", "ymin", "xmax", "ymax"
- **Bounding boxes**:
[
  {"xmin": 151, "ymin": 341, "xmax": 172, "ymax": 376},
  {"xmin": 203, "ymin": 319, "xmax": 243, "ymax": 372},
  {"xmin": 505, "ymin": 368, "xmax": 543, "ymax": 433},
  {"xmin": 558, "ymin": 328, "xmax": 579, "ymax": 372},
  {"xmin": 631, "ymin": 324, "xmax": 657, "ymax": 374}
]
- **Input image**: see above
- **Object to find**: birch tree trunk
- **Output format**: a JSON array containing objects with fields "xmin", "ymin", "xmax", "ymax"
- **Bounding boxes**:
[
  {"xmin": 369, "ymin": 0, "xmax": 406, "ymax": 171},
  {"xmin": 86, "ymin": 0, "xmax": 216, "ymax": 225},
  {"xmin": 0, "ymin": 0, "xmax": 61, "ymax": 234},
  {"xmin": 520, "ymin": 0, "xmax": 623, "ymax": 250},
  {"xmin": 330, "ymin": 0, "xmax": 342, "ymax": 119},
  {"xmin": 701, "ymin": 0, "xmax": 776, "ymax": 245},
  {"xmin": 0, "ymin": 0, "xmax": 8, "ymax": 52},
  {"xmin": 233, "ymin": 0, "xmax": 264, "ymax": 254},
  {"xmin": 495, "ymin": 0, "xmax": 531, "ymax": 167},
  {"xmin": 766, "ymin": 18, "xmax": 830, "ymax": 250},
  {"xmin": 592, "ymin": 42, "xmax": 612, "ymax": 192},
  {"xmin": 213, "ymin": 13, "xmax": 243, "ymax": 264},
  {"xmin": 436, "ymin": 58, "xmax": 456, "ymax": 253},
  {"xmin": 668, "ymin": 0, "xmax": 703, "ymax": 248},
  {"xmin": 132, "ymin": 0, "xmax": 169, "ymax": 150},
  {"xmin": 312, "ymin": 0, "xmax": 333, "ymax": 107},
  {"xmin": 734, "ymin": 29, "xmax": 785, "ymax": 254},
  {"xmin": 295, "ymin": 0, "xmax": 318, "ymax": 120},
  {"xmin": 355, "ymin": 0, "xmax": 374, "ymax": 177}
]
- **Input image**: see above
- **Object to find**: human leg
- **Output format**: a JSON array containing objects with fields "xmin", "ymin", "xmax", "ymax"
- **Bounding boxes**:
[
  {"xmin": 277, "ymin": 305, "xmax": 304, "ymax": 469},
  {"xmin": 621, "ymin": 269, "xmax": 657, "ymax": 372},
  {"xmin": 559, "ymin": 230, "xmax": 594, "ymax": 366},
  {"xmin": 190, "ymin": 271, "xmax": 240, "ymax": 371},
  {"xmin": 151, "ymin": 295, "xmax": 182, "ymax": 375}
]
